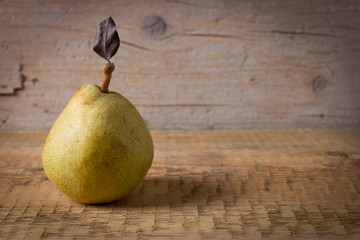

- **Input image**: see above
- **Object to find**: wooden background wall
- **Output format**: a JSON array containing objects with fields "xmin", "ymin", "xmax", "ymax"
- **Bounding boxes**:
[{"xmin": 0, "ymin": 0, "xmax": 359, "ymax": 130}]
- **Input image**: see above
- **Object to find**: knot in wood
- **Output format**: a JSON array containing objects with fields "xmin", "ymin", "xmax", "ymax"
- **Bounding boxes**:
[
  {"xmin": 141, "ymin": 16, "xmax": 166, "ymax": 37},
  {"xmin": 312, "ymin": 75, "xmax": 327, "ymax": 93}
]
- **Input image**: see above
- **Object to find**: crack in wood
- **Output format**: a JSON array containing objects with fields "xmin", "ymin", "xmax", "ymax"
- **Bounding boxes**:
[
  {"xmin": 183, "ymin": 33, "xmax": 242, "ymax": 39},
  {"xmin": 0, "ymin": 64, "xmax": 40, "ymax": 96},
  {"xmin": 0, "ymin": 64, "xmax": 25, "ymax": 96},
  {"xmin": 270, "ymin": 30, "xmax": 338, "ymax": 38},
  {"xmin": 121, "ymin": 41, "xmax": 154, "ymax": 52}
]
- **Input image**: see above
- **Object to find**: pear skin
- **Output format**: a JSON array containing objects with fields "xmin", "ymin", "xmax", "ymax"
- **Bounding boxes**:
[{"xmin": 42, "ymin": 84, "xmax": 154, "ymax": 204}]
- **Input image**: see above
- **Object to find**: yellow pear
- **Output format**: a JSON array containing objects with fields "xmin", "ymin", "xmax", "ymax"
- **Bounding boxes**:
[{"xmin": 42, "ymin": 63, "xmax": 154, "ymax": 204}]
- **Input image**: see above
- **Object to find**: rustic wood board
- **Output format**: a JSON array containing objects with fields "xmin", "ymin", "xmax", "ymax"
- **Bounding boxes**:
[
  {"xmin": 1, "ymin": 130, "xmax": 360, "ymax": 239},
  {"xmin": 1, "ymin": 0, "xmax": 360, "ymax": 130}
]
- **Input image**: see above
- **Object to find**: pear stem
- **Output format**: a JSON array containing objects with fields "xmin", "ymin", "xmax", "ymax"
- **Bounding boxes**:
[{"xmin": 100, "ymin": 62, "xmax": 115, "ymax": 93}]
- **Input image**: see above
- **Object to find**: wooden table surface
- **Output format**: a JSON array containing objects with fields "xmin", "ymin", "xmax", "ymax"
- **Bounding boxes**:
[{"xmin": 1, "ymin": 130, "xmax": 360, "ymax": 239}]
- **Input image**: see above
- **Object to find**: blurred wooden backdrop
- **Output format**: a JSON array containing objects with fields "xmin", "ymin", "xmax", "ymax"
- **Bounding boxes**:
[{"xmin": 0, "ymin": 0, "xmax": 359, "ymax": 130}]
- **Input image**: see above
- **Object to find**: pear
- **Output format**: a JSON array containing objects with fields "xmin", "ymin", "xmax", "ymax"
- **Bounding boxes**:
[
  {"xmin": 42, "ymin": 17, "xmax": 153, "ymax": 204},
  {"xmin": 42, "ymin": 63, "xmax": 153, "ymax": 204}
]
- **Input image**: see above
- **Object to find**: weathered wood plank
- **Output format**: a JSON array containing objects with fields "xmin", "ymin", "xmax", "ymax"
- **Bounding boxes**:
[
  {"xmin": 0, "ymin": 0, "xmax": 359, "ymax": 130},
  {"xmin": 1, "ymin": 130, "xmax": 360, "ymax": 238}
]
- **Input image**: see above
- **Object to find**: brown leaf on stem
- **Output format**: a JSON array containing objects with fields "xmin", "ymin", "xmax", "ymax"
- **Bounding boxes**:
[{"xmin": 93, "ymin": 17, "xmax": 120, "ymax": 61}]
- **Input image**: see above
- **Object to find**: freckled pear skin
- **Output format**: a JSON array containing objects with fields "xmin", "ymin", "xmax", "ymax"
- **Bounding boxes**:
[{"xmin": 42, "ymin": 84, "xmax": 154, "ymax": 204}]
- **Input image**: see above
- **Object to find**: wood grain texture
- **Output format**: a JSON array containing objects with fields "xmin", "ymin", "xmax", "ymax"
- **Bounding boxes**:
[
  {"xmin": 0, "ymin": 0, "xmax": 360, "ymax": 130},
  {"xmin": 1, "ymin": 130, "xmax": 360, "ymax": 238}
]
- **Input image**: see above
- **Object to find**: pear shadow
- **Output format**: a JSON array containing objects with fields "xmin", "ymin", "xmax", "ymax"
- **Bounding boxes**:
[
  {"xmin": 94, "ymin": 172, "xmax": 235, "ymax": 208},
  {"xmin": 118, "ymin": 176, "xmax": 216, "ymax": 207}
]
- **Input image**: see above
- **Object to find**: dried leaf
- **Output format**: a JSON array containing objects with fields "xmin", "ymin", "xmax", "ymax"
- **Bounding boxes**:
[{"xmin": 93, "ymin": 17, "xmax": 120, "ymax": 61}]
